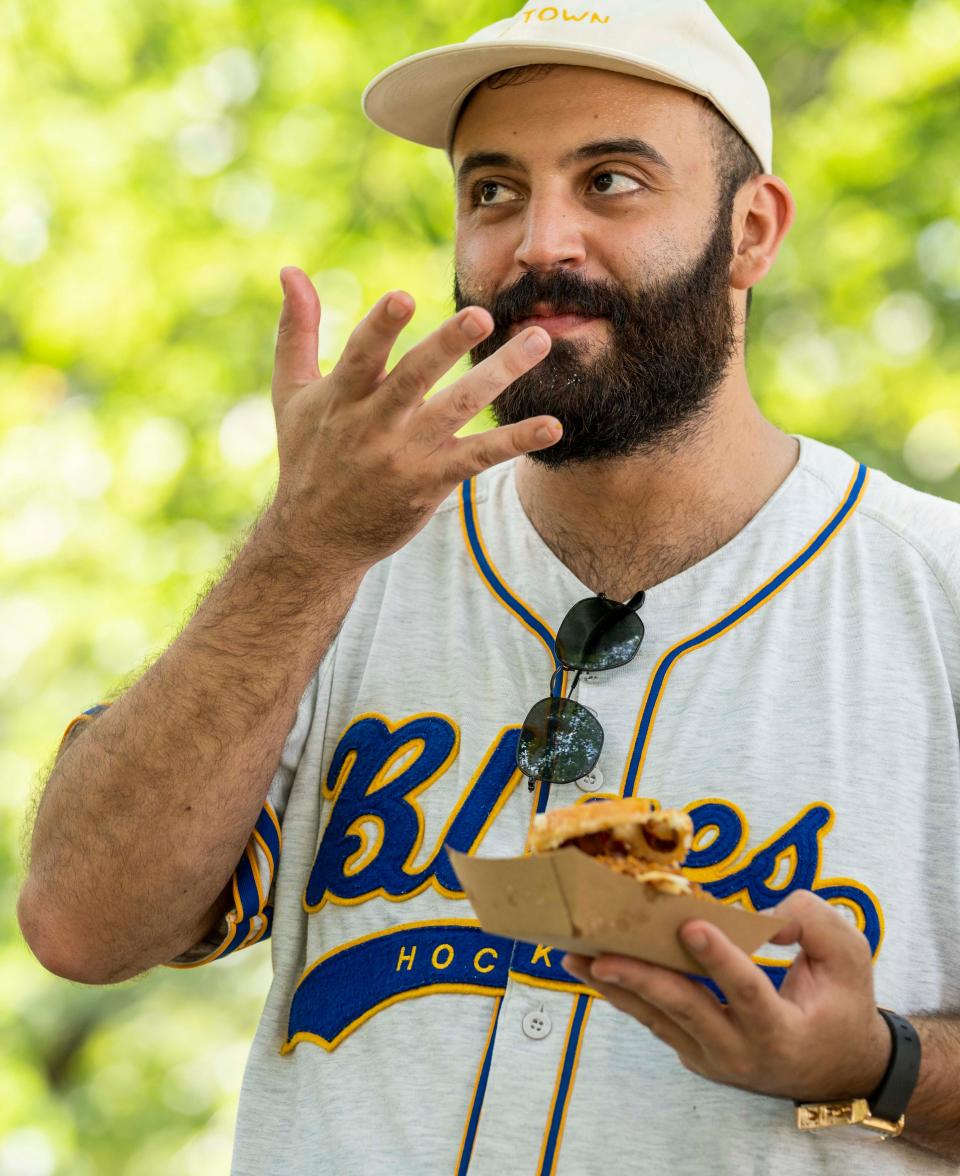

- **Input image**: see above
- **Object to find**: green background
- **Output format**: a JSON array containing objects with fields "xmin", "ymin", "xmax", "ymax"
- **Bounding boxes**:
[{"xmin": 3, "ymin": 0, "xmax": 959, "ymax": 1171}]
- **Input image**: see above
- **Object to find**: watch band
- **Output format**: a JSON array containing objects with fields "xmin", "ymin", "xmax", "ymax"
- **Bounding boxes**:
[
  {"xmin": 868, "ymin": 1008, "xmax": 922, "ymax": 1124},
  {"xmin": 794, "ymin": 1008, "xmax": 922, "ymax": 1137}
]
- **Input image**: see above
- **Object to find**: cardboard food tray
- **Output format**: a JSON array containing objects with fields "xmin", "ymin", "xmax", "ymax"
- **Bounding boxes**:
[{"xmin": 447, "ymin": 845, "xmax": 786, "ymax": 977}]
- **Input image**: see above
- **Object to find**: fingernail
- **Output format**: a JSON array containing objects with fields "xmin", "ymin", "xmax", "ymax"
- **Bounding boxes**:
[
  {"xmin": 594, "ymin": 967, "xmax": 622, "ymax": 986},
  {"xmin": 524, "ymin": 329, "xmax": 549, "ymax": 356},
  {"xmin": 536, "ymin": 420, "xmax": 562, "ymax": 444},
  {"xmin": 386, "ymin": 296, "xmax": 408, "ymax": 321},
  {"xmin": 460, "ymin": 312, "xmax": 485, "ymax": 340},
  {"xmin": 279, "ymin": 269, "xmax": 289, "ymax": 296},
  {"xmin": 684, "ymin": 929, "xmax": 708, "ymax": 953}
]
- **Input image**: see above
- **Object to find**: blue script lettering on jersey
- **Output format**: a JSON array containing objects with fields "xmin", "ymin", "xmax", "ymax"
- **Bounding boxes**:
[
  {"xmin": 302, "ymin": 713, "xmax": 882, "ymax": 954},
  {"xmin": 288, "ymin": 715, "xmax": 885, "ymax": 1051},
  {"xmin": 687, "ymin": 799, "xmax": 882, "ymax": 955},
  {"xmin": 304, "ymin": 714, "xmax": 520, "ymax": 910}
]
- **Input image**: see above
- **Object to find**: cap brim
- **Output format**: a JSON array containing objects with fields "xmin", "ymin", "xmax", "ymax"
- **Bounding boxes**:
[{"xmin": 362, "ymin": 41, "xmax": 716, "ymax": 157}]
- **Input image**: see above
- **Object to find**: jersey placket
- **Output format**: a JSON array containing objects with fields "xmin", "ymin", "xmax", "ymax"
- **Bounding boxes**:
[{"xmin": 456, "ymin": 462, "xmax": 869, "ymax": 1174}]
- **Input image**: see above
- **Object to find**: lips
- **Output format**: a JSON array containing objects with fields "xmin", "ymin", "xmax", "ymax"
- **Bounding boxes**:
[{"xmin": 511, "ymin": 310, "xmax": 605, "ymax": 337}]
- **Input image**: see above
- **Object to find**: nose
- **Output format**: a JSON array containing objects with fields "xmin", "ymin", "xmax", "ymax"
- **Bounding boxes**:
[{"xmin": 514, "ymin": 192, "xmax": 587, "ymax": 274}]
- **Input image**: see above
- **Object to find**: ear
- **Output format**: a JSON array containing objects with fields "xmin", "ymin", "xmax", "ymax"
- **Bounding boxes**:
[{"xmin": 729, "ymin": 174, "xmax": 796, "ymax": 293}]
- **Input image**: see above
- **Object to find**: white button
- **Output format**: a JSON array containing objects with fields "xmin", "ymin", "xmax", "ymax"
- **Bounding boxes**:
[
  {"xmin": 576, "ymin": 768, "xmax": 604, "ymax": 793},
  {"xmin": 522, "ymin": 1009, "xmax": 553, "ymax": 1040}
]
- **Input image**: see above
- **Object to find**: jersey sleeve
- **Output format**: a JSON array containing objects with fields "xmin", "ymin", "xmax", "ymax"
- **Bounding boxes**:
[{"xmin": 54, "ymin": 662, "xmax": 326, "ymax": 971}]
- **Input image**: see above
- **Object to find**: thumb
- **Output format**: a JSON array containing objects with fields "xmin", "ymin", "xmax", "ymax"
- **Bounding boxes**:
[
  {"xmin": 768, "ymin": 889, "xmax": 868, "ymax": 973},
  {"xmin": 273, "ymin": 266, "xmax": 322, "ymax": 402}
]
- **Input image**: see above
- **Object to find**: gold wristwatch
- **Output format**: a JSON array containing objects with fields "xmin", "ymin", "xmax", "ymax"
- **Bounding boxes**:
[{"xmin": 795, "ymin": 1009, "xmax": 921, "ymax": 1140}]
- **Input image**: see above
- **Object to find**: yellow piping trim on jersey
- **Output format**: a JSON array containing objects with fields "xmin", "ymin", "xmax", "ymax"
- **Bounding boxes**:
[
  {"xmin": 163, "ymin": 872, "xmax": 246, "ymax": 969},
  {"xmin": 459, "ymin": 479, "xmax": 557, "ymax": 662},
  {"xmin": 620, "ymin": 465, "xmax": 870, "ymax": 793},
  {"xmin": 263, "ymin": 800, "xmax": 282, "ymax": 853},
  {"xmin": 164, "ymin": 915, "xmax": 242, "ymax": 969},
  {"xmin": 536, "ymin": 1000, "xmax": 579, "ymax": 1173},
  {"xmin": 508, "ymin": 970, "xmax": 601, "ymax": 999},
  {"xmin": 536, "ymin": 996, "xmax": 593, "ymax": 1174},
  {"xmin": 454, "ymin": 996, "xmax": 503, "ymax": 1173},
  {"xmin": 246, "ymin": 844, "xmax": 265, "ymax": 911},
  {"xmin": 57, "ymin": 702, "xmax": 112, "ymax": 755},
  {"xmin": 244, "ymin": 914, "xmax": 271, "ymax": 950},
  {"xmin": 252, "ymin": 826, "xmax": 275, "ymax": 883},
  {"xmin": 233, "ymin": 912, "xmax": 265, "ymax": 953},
  {"xmin": 547, "ymin": 996, "xmax": 593, "ymax": 1176}
]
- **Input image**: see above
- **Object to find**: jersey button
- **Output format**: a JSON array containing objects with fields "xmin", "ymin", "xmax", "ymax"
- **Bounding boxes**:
[
  {"xmin": 576, "ymin": 768, "xmax": 604, "ymax": 793},
  {"xmin": 522, "ymin": 1009, "xmax": 553, "ymax": 1040}
]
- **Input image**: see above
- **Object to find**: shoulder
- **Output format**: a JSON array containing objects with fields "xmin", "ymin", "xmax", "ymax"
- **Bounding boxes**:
[
  {"xmin": 860, "ymin": 467, "xmax": 960, "ymax": 554},
  {"xmin": 803, "ymin": 434, "xmax": 960, "ymax": 599}
]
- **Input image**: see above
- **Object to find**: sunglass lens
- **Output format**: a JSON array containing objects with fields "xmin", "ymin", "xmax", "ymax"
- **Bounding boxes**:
[
  {"xmin": 556, "ymin": 597, "xmax": 644, "ymax": 672},
  {"xmin": 517, "ymin": 697, "xmax": 604, "ymax": 784}
]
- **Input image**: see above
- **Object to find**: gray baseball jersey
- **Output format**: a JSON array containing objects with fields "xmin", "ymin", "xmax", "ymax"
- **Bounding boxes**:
[{"xmin": 63, "ymin": 433, "xmax": 960, "ymax": 1174}]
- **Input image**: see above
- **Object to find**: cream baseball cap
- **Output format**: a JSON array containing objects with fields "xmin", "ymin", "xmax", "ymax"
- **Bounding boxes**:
[{"xmin": 362, "ymin": 0, "xmax": 772, "ymax": 174}]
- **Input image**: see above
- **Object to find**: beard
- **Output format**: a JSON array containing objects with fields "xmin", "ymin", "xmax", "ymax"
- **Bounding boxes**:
[{"xmin": 453, "ymin": 205, "xmax": 739, "ymax": 467}]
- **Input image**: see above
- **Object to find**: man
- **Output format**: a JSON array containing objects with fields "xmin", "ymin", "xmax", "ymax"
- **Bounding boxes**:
[{"xmin": 17, "ymin": 1, "xmax": 960, "ymax": 1172}]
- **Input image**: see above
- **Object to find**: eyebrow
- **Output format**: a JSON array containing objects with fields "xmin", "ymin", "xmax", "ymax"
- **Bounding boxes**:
[{"xmin": 455, "ymin": 137, "xmax": 674, "ymax": 197}]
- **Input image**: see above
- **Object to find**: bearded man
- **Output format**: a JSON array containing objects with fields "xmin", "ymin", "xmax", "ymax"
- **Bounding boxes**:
[{"xmin": 19, "ymin": 2, "xmax": 960, "ymax": 1173}]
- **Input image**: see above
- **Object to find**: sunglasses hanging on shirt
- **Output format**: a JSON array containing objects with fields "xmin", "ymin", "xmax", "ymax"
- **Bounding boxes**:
[{"xmin": 516, "ymin": 590, "xmax": 646, "ymax": 788}]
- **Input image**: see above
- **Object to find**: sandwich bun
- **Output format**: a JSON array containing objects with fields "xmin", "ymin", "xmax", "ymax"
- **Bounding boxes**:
[{"xmin": 529, "ymin": 798, "xmax": 712, "ymax": 899}]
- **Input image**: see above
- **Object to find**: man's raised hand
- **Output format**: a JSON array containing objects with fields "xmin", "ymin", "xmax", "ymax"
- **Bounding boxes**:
[{"xmin": 265, "ymin": 266, "xmax": 560, "ymax": 572}]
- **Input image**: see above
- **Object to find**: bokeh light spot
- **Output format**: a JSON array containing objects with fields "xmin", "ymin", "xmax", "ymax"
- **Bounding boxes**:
[
  {"xmin": 903, "ymin": 411, "xmax": 960, "ymax": 483},
  {"xmin": 218, "ymin": 398, "xmax": 275, "ymax": 469}
]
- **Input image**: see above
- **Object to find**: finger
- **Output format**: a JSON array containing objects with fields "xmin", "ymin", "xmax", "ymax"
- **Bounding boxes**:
[
  {"xmin": 273, "ymin": 267, "xmax": 322, "ymax": 405},
  {"xmin": 589, "ymin": 952, "xmax": 737, "ymax": 1052},
  {"xmin": 678, "ymin": 922, "xmax": 783, "ymax": 1034},
  {"xmin": 418, "ymin": 325, "xmax": 553, "ymax": 440},
  {"xmin": 561, "ymin": 953, "xmax": 593, "ymax": 982},
  {"xmin": 330, "ymin": 290, "xmax": 416, "ymax": 400},
  {"xmin": 443, "ymin": 415, "xmax": 563, "ymax": 483},
  {"xmin": 767, "ymin": 890, "xmax": 871, "ymax": 973},
  {"xmin": 375, "ymin": 306, "xmax": 498, "ymax": 417},
  {"xmin": 563, "ymin": 957, "xmax": 704, "ymax": 1061}
]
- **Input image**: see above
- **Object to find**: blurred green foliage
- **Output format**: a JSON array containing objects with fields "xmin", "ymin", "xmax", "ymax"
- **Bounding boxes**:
[{"xmin": 2, "ymin": 0, "xmax": 958, "ymax": 1171}]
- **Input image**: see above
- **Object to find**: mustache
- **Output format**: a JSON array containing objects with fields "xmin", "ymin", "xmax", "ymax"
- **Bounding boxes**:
[{"xmin": 472, "ymin": 270, "xmax": 635, "ymax": 332}]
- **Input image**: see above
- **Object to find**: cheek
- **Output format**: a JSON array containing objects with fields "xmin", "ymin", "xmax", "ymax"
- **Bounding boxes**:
[{"xmin": 455, "ymin": 222, "xmax": 517, "ymax": 299}]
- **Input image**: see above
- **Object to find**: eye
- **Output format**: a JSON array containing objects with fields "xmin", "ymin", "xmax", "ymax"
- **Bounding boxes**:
[
  {"xmin": 474, "ymin": 180, "xmax": 519, "ymax": 207},
  {"xmin": 590, "ymin": 171, "xmax": 645, "ymax": 195}
]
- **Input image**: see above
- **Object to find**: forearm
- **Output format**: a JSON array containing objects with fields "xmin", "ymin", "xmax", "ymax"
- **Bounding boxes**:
[
  {"xmin": 898, "ymin": 1015, "xmax": 960, "ymax": 1161},
  {"xmin": 19, "ymin": 512, "xmax": 363, "ymax": 982}
]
